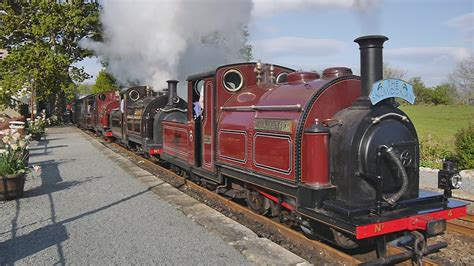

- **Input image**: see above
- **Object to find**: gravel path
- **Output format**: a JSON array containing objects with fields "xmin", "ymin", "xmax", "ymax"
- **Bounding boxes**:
[{"xmin": 0, "ymin": 126, "xmax": 252, "ymax": 265}]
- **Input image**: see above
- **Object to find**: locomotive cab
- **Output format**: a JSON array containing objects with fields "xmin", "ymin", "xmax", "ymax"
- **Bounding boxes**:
[
  {"xmin": 94, "ymin": 91, "xmax": 120, "ymax": 136},
  {"xmin": 153, "ymin": 80, "xmax": 188, "ymax": 155},
  {"xmin": 110, "ymin": 86, "xmax": 155, "ymax": 143}
]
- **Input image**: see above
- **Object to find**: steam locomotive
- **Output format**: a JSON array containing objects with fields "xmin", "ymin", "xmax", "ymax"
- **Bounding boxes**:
[{"xmin": 74, "ymin": 35, "xmax": 467, "ymax": 264}]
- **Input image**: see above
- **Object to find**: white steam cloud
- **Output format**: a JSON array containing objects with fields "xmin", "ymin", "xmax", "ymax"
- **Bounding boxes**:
[{"xmin": 81, "ymin": 0, "xmax": 253, "ymax": 91}]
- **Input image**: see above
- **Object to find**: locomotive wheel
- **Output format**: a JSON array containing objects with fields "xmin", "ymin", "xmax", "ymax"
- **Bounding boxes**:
[
  {"xmin": 299, "ymin": 219, "xmax": 358, "ymax": 249},
  {"xmin": 299, "ymin": 218, "xmax": 318, "ymax": 240},
  {"xmin": 245, "ymin": 190, "xmax": 268, "ymax": 215},
  {"xmin": 331, "ymin": 228, "xmax": 358, "ymax": 249}
]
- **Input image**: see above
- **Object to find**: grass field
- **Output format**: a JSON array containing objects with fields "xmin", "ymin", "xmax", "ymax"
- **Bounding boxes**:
[{"xmin": 400, "ymin": 105, "xmax": 474, "ymax": 149}]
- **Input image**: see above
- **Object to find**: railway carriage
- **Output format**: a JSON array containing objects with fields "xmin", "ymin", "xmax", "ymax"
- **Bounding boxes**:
[{"xmin": 75, "ymin": 94, "xmax": 95, "ymax": 129}]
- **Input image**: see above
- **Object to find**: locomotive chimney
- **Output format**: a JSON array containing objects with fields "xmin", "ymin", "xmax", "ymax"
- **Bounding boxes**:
[
  {"xmin": 354, "ymin": 35, "xmax": 388, "ymax": 99},
  {"xmin": 166, "ymin": 80, "xmax": 178, "ymax": 106}
]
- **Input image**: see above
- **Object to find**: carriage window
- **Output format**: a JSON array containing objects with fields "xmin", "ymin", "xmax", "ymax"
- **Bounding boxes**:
[
  {"xmin": 223, "ymin": 69, "xmax": 243, "ymax": 92},
  {"xmin": 194, "ymin": 80, "xmax": 205, "ymax": 96},
  {"xmin": 193, "ymin": 80, "xmax": 205, "ymax": 119},
  {"xmin": 276, "ymin": 72, "xmax": 289, "ymax": 84}
]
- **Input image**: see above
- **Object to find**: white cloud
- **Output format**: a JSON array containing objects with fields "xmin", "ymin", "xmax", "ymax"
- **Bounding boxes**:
[
  {"xmin": 447, "ymin": 12, "xmax": 474, "ymax": 29},
  {"xmin": 385, "ymin": 47, "xmax": 472, "ymax": 63},
  {"xmin": 251, "ymin": 37, "xmax": 345, "ymax": 59},
  {"xmin": 251, "ymin": 0, "xmax": 378, "ymax": 17},
  {"xmin": 446, "ymin": 12, "xmax": 474, "ymax": 42}
]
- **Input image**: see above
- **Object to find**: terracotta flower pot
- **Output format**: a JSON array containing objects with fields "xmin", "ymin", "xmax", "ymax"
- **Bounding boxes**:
[{"xmin": 0, "ymin": 173, "xmax": 26, "ymax": 200}]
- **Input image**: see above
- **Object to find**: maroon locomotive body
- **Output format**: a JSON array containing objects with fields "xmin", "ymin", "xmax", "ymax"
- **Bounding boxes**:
[
  {"xmin": 158, "ymin": 36, "xmax": 467, "ymax": 263},
  {"xmin": 94, "ymin": 91, "xmax": 120, "ymax": 136}
]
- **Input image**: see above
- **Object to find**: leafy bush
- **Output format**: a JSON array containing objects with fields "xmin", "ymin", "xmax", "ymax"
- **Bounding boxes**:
[
  {"xmin": 431, "ymin": 83, "xmax": 457, "ymax": 105},
  {"xmin": 419, "ymin": 135, "xmax": 453, "ymax": 169},
  {"xmin": 454, "ymin": 123, "xmax": 474, "ymax": 170}
]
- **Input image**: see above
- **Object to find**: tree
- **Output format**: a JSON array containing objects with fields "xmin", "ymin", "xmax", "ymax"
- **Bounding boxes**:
[
  {"xmin": 239, "ymin": 26, "xmax": 253, "ymax": 62},
  {"xmin": 199, "ymin": 25, "xmax": 253, "ymax": 62},
  {"xmin": 92, "ymin": 70, "xmax": 118, "ymax": 93},
  {"xmin": 449, "ymin": 57, "xmax": 474, "ymax": 100},
  {"xmin": 409, "ymin": 77, "xmax": 433, "ymax": 104},
  {"xmin": 0, "ymin": 1, "xmax": 100, "ymax": 111},
  {"xmin": 76, "ymin": 84, "xmax": 93, "ymax": 95},
  {"xmin": 431, "ymin": 83, "xmax": 457, "ymax": 105},
  {"xmin": 383, "ymin": 62, "xmax": 406, "ymax": 80}
]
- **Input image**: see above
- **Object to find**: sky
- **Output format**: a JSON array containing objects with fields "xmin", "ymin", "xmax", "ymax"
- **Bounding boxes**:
[{"xmin": 79, "ymin": 0, "xmax": 473, "ymax": 87}]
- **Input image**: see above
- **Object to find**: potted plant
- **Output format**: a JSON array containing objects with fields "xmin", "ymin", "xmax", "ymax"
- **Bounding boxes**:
[
  {"xmin": 27, "ymin": 110, "xmax": 48, "ymax": 141},
  {"xmin": 0, "ymin": 129, "xmax": 31, "ymax": 200}
]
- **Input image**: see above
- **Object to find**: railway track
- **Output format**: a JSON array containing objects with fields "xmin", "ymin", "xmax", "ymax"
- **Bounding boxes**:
[
  {"xmin": 89, "ymin": 131, "xmax": 440, "ymax": 265},
  {"xmin": 447, "ymin": 213, "xmax": 474, "ymax": 237}
]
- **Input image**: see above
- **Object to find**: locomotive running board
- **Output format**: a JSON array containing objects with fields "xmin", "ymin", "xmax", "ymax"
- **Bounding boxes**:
[
  {"xmin": 297, "ymin": 201, "xmax": 467, "ymax": 239},
  {"xmin": 161, "ymin": 153, "xmax": 190, "ymax": 171},
  {"xmin": 219, "ymin": 165, "xmax": 298, "ymax": 198}
]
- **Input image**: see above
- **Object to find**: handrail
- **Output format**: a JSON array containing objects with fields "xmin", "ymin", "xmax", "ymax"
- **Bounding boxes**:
[{"xmin": 220, "ymin": 104, "xmax": 302, "ymax": 112}]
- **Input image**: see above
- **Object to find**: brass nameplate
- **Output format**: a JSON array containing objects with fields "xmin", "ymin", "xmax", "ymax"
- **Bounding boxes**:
[
  {"xmin": 203, "ymin": 135, "xmax": 212, "ymax": 144},
  {"xmin": 254, "ymin": 119, "xmax": 292, "ymax": 133}
]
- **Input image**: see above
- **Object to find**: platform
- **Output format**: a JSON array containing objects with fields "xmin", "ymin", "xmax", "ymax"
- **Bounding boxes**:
[{"xmin": 0, "ymin": 126, "xmax": 308, "ymax": 265}]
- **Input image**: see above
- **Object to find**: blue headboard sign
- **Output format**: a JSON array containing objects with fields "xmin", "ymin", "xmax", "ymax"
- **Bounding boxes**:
[{"xmin": 370, "ymin": 79, "xmax": 416, "ymax": 105}]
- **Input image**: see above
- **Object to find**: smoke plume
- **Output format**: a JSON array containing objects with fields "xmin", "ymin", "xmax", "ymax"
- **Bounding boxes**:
[
  {"xmin": 353, "ymin": 0, "xmax": 382, "ymax": 34},
  {"xmin": 81, "ymin": 0, "xmax": 253, "ymax": 91}
]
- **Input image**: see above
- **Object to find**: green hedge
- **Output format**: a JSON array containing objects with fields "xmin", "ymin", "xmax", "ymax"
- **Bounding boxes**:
[
  {"xmin": 419, "ymin": 135, "xmax": 453, "ymax": 169},
  {"xmin": 418, "ymin": 124, "xmax": 474, "ymax": 170},
  {"xmin": 454, "ymin": 123, "xmax": 474, "ymax": 170}
]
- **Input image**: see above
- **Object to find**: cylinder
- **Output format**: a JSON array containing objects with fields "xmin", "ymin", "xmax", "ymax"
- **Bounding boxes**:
[
  {"xmin": 166, "ymin": 80, "xmax": 178, "ymax": 106},
  {"xmin": 302, "ymin": 122, "xmax": 330, "ymax": 186},
  {"xmin": 354, "ymin": 35, "xmax": 388, "ymax": 98}
]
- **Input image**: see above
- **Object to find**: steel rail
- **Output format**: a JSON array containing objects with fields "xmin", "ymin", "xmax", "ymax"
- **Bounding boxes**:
[{"xmin": 447, "ymin": 214, "xmax": 474, "ymax": 236}]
